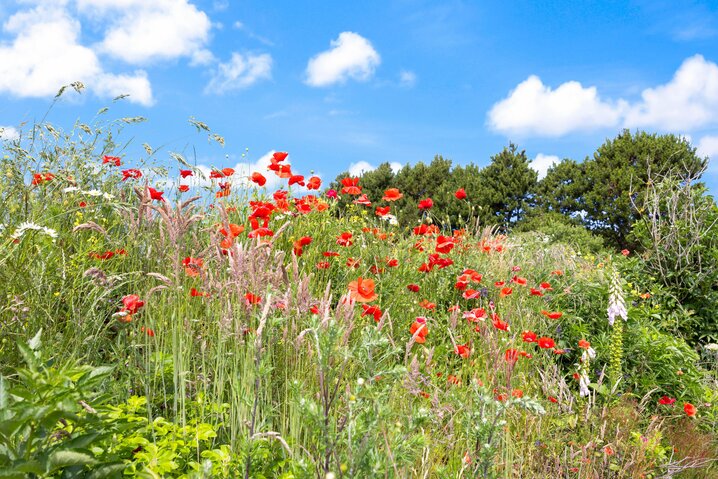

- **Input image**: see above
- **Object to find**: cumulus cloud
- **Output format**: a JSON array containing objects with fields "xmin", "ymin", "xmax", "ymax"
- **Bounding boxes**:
[
  {"xmin": 306, "ymin": 32, "xmax": 380, "ymax": 87},
  {"xmin": 488, "ymin": 76, "xmax": 626, "ymax": 137},
  {"xmin": 0, "ymin": 126, "xmax": 19, "ymax": 141},
  {"xmin": 529, "ymin": 154, "xmax": 560, "ymax": 180},
  {"xmin": 0, "ymin": 2, "xmax": 152, "ymax": 105},
  {"xmin": 76, "ymin": 0, "xmax": 212, "ymax": 65},
  {"xmin": 697, "ymin": 135, "xmax": 718, "ymax": 163},
  {"xmin": 348, "ymin": 161, "xmax": 402, "ymax": 177},
  {"xmin": 488, "ymin": 55, "xmax": 718, "ymax": 138},
  {"xmin": 624, "ymin": 55, "xmax": 718, "ymax": 131},
  {"xmin": 205, "ymin": 52, "xmax": 273, "ymax": 94}
]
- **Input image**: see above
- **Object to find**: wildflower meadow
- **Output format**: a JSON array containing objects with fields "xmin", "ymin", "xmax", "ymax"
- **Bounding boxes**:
[{"xmin": 0, "ymin": 91, "xmax": 717, "ymax": 478}]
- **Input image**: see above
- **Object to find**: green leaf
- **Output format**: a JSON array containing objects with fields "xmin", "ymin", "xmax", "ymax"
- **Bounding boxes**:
[{"xmin": 47, "ymin": 450, "xmax": 97, "ymax": 471}]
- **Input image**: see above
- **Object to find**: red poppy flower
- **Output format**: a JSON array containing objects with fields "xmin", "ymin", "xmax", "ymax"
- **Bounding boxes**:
[
  {"xmin": 463, "ymin": 289, "xmax": 481, "ymax": 300},
  {"xmin": 499, "ymin": 287, "xmax": 513, "ymax": 297},
  {"xmin": 180, "ymin": 169, "xmax": 193, "ymax": 178},
  {"xmin": 551, "ymin": 270, "xmax": 563, "ymax": 276},
  {"xmin": 273, "ymin": 151, "xmax": 288, "ymax": 162},
  {"xmin": 522, "ymin": 330, "xmax": 537, "ymax": 343},
  {"xmin": 409, "ymin": 319, "xmax": 428, "ymax": 343},
  {"xmin": 382, "ymin": 188, "xmax": 403, "ymax": 201},
  {"xmin": 407, "ymin": 284, "xmax": 420, "ymax": 293},
  {"xmin": 190, "ymin": 288, "xmax": 209, "ymax": 297},
  {"xmin": 455, "ymin": 343, "xmax": 471, "ymax": 358},
  {"xmin": 548, "ymin": 396, "xmax": 558, "ymax": 403},
  {"xmin": 419, "ymin": 299, "xmax": 436, "ymax": 310},
  {"xmin": 435, "ymin": 236, "xmax": 455, "ymax": 254},
  {"xmin": 386, "ymin": 258, "xmax": 398, "ymax": 267},
  {"xmin": 538, "ymin": 337, "xmax": 556, "ymax": 349},
  {"xmin": 492, "ymin": 314, "xmax": 509, "ymax": 331},
  {"xmin": 140, "ymin": 326, "xmax": 155, "ymax": 337},
  {"xmin": 530, "ymin": 288, "xmax": 544, "ymax": 296},
  {"xmin": 512, "ymin": 389, "xmax": 523, "ymax": 398},
  {"xmin": 316, "ymin": 261, "xmax": 330, "ymax": 269},
  {"xmin": 621, "ymin": 249, "xmax": 630, "ymax": 256},
  {"xmin": 684, "ymin": 403, "xmax": 697, "ymax": 417},
  {"xmin": 178, "ymin": 185, "xmax": 189, "ymax": 192},
  {"xmin": 540, "ymin": 282, "xmax": 553, "ymax": 290},
  {"xmin": 307, "ymin": 176, "xmax": 321, "ymax": 190},
  {"xmin": 658, "ymin": 395, "xmax": 676, "ymax": 406},
  {"xmin": 182, "ymin": 257, "xmax": 203, "ymax": 277},
  {"xmin": 148, "ymin": 187, "xmax": 164, "ymax": 201},
  {"xmin": 336, "ymin": 232, "xmax": 353, "ymax": 246},
  {"xmin": 251, "ymin": 172, "xmax": 267, "ymax": 186},
  {"xmin": 511, "ymin": 276, "xmax": 527, "ymax": 286},
  {"xmin": 375, "ymin": 206, "xmax": 391, "ymax": 217},
  {"xmin": 505, "ymin": 348, "xmax": 519, "ymax": 364},
  {"xmin": 454, "ymin": 188, "xmax": 467, "ymax": 200},
  {"xmin": 289, "ymin": 175, "xmax": 305, "ymax": 187},
  {"xmin": 346, "ymin": 257, "xmax": 361, "ymax": 268},
  {"xmin": 341, "ymin": 177, "xmax": 362, "ymax": 195},
  {"xmin": 245, "ymin": 292, "xmax": 262, "ymax": 306},
  {"xmin": 578, "ymin": 339, "xmax": 591, "ymax": 350},
  {"xmin": 121, "ymin": 294, "xmax": 145, "ymax": 314},
  {"xmin": 122, "ymin": 169, "xmax": 142, "ymax": 181},
  {"xmin": 541, "ymin": 310, "xmax": 563, "ymax": 320},
  {"xmin": 418, "ymin": 198, "xmax": 433, "ymax": 210},
  {"xmin": 347, "ymin": 277, "xmax": 378, "ymax": 303},
  {"xmin": 103, "ymin": 155, "xmax": 121, "ymax": 166},
  {"xmin": 361, "ymin": 304, "xmax": 383, "ymax": 322},
  {"xmin": 353, "ymin": 194, "xmax": 372, "ymax": 206}
]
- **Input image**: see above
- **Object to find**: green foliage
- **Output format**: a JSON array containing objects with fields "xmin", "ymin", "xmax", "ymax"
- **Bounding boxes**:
[
  {"xmin": 515, "ymin": 210, "xmax": 605, "ymax": 254},
  {"xmin": 578, "ymin": 130, "xmax": 705, "ymax": 248},
  {"xmin": 0, "ymin": 330, "xmax": 124, "ymax": 478},
  {"xmin": 478, "ymin": 143, "xmax": 537, "ymax": 225},
  {"xmin": 630, "ymin": 177, "xmax": 718, "ymax": 344}
]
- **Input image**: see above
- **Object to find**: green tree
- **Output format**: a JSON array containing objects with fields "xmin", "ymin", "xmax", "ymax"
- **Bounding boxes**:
[
  {"xmin": 582, "ymin": 130, "xmax": 707, "ymax": 248},
  {"xmin": 533, "ymin": 159, "xmax": 588, "ymax": 217},
  {"xmin": 479, "ymin": 143, "xmax": 537, "ymax": 225}
]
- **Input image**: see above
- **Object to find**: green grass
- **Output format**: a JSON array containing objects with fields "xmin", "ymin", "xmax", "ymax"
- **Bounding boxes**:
[{"xmin": 0, "ymin": 113, "xmax": 716, "ymax": 478}]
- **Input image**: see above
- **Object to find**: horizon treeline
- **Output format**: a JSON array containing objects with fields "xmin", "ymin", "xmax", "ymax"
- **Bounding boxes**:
[{"xmin": 330, "ymin": 129, "xmax": 709, "ymax": 251}]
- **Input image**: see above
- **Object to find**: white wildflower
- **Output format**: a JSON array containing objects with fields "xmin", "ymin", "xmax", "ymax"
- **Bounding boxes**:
[
  {"xmin": 607, "ymin": 270, "xmax": 627, "ymax": 326},
  {"xmin": 581, "ymin": 347, "xmax": 596, "ymax": 362},
  {"xmin": 380, "ymin": 214, "xmax": 398, "ymax": 225},
  {"xmin": 10, "ymin": 222, "xmax": 58, "ymax": 241},
  {"xmin": 63, "ymin": 186, "xmax": 80, "ymax": 193},
  {"xmin": 579, "ymin": 372, "xmax": 591, "ymax": 397}
]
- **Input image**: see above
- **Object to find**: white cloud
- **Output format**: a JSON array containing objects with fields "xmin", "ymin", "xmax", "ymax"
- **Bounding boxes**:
[
  {"xmin": 488, "ymin": 75, "xmax": 626, "ymax": 137},
  {"xmin": 305, "ymin": 32, "xmax": 380, "ymax": 87},
  {"xmin": 399, "ymin": 70, "xmax": 417, "ymax": 88},
  {"xmin": 624, "ymin": 55, "xmax": 718, "ymax": 131},
  {"xmin": 205, "ymin": 52, "xmax": 272, "ymax": 94},
  {"xmin": 0, "ymin": 126, "xmax": 19, "ymax": 141},
  {"xmin": 348, "ymin": 161, "xmax": 402, "ymax": 177},
  {"xmin": 77, "ymin": 0, "xmax": 212, "ymax": 65},
  {"xmin": 0, "ymin": 3, "xmax": 153, "ymax": 105},
  {"xmin": 488, "ymin": 55, "xmax": 718, "ymax": 137},
  {"xmin": 697, "ymin": 135, "xmax": 718, "ymax": 162},
  {"xmin": 530, "ymin": 154, "xmax": 560, "ymax": 180}
]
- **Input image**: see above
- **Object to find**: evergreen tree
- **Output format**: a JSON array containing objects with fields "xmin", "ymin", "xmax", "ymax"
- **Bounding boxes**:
[
  {"xmin": 582, "ymin": 130, "xmax": 707, "ymax": 248},
  {"xmin": 479, "ymin": 143, "xmax": 537, "ymax": 225}
]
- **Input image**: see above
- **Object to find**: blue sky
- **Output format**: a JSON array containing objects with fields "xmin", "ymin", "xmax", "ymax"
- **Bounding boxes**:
[{"xmin": 2, "ymin": 0, "xmax": 718, "ymax": 193}]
